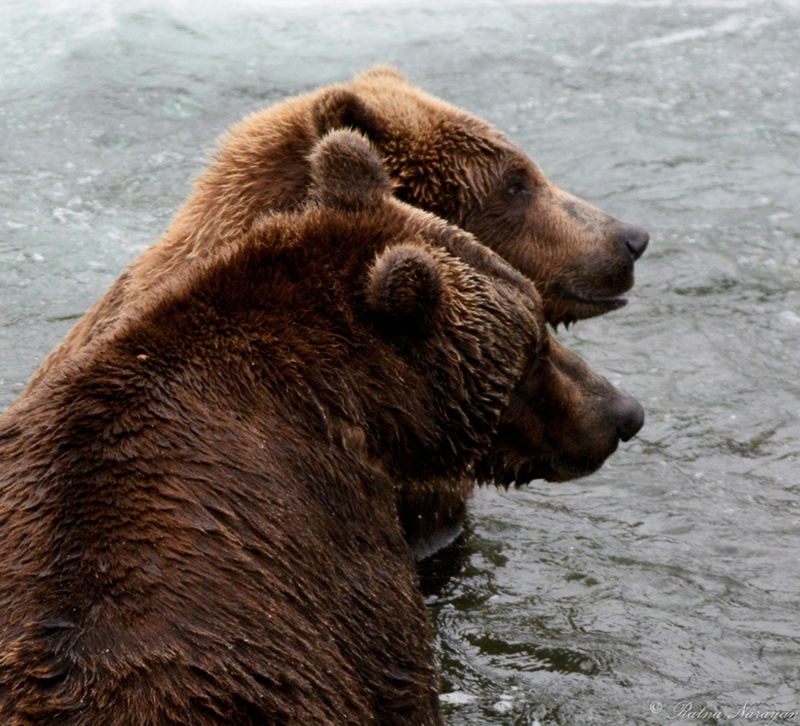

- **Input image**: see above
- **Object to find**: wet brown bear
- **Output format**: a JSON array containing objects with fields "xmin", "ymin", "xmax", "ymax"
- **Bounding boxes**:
[
  {"xmin": 24, "ymin": 65, "xmax": 648, "ymax": 393},
  {"xmin": 0, "ymin": 132, "xmax": 639, "ymax": 725}
]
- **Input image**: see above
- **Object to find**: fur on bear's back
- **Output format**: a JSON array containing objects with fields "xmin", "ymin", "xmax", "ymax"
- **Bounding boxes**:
[
  {"xmin": 0, "ymin": 236, "xmax": 443, "ymax": 725},
  {"xmin": 0, "ymin": 370, "xmax": 439, "ymax": 725}
]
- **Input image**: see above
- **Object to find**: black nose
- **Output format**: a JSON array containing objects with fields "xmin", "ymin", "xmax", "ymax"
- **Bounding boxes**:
[
  {"xmin": 622, "ymin": 225, "xmax": 649, "ymax": 261},
  {"xmin": 613, "ymin": 393, "xmax": 645, "ymax": 442}
]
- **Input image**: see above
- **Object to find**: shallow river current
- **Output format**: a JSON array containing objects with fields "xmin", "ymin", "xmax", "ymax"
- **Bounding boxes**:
[{"xmin": 1, "ymin": 1, "xmax": 799, "ymax": 723}]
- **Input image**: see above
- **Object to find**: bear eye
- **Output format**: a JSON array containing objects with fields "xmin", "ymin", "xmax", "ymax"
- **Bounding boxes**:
[{"xmin": 504, "ymin": 173, "xmax": 531, "ymax": 198}]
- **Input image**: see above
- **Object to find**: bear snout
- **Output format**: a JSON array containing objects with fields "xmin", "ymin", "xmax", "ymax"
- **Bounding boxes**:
[
  {"xmin": 616, "ymin": 222, "xmax": 650, "ymax": 262},
  {"xmin": 609, "ymin": 389, "xmax": 645, "ymax": 442}
]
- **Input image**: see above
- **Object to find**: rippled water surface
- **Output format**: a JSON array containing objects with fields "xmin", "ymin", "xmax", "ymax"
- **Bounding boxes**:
[{"xmin": 2, "ymin": 1, "xmax": 799, "ymax": 723}]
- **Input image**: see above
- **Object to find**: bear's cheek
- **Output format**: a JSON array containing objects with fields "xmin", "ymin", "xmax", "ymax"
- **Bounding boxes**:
[
  {"xmin": 464, "ymin": 184, "xmax": 643, "ymax": 326},
  {"xmin": 481, "ymin": 350, "xmax": 640, "ymax": 485},
  {"xmin": 527, "ymin": 187, "xmax": 646, "ymax": 301}
]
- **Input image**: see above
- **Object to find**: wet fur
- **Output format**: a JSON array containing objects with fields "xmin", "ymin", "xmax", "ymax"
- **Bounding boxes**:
[
  {"xmin": 0, "ymin": 136, "xmax": 554, "ymax": 725},
  {"xmin": 22, "ymin": 66, "xmax": 647, "ymax": 394}
]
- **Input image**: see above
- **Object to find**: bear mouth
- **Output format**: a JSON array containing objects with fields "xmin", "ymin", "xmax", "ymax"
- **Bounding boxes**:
[
  {"xmin": 479, "ymin": 453, "xmax": 598, "ymax": 488},
  {"xmin": 479, "ymin": 437, "xmax": 624, "ymax": 487},
  {"xmin": 570, "ymin": 291, "xmax": 629, "ymax": 313},
  {"xmin": 548, "ymin": 290, "xmax": 628, "ymax": 327},
  {"xmin": 500, "ymin": 456, "xmax": 616, "ymax": 487}
]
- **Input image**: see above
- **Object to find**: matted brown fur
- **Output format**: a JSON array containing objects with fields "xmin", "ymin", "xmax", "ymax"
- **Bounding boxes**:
[
  {"xmin": 0, "ymin": 132, "xmax": 645, "ymax": 725},
  {"xmin": 23, "ymin": 66, "xmax": 648, "ymax": 395},
  {"xmin": 0, "ymin": 132, "xmax": 645, "ymax": 723}
]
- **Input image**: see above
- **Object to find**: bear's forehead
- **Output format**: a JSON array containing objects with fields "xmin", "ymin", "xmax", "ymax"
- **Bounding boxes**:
[
  {"xmin": 386, "ymin": 119, "xmax": 526, "ymax": 177},
  {"xmin": 348, "ymin": 75, "xmax": 541, "ymax": 190}
]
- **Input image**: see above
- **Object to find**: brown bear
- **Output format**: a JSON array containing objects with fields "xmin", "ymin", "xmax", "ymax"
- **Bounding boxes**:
[
  {"xmin": 22, "ymin": 65, "xmax": 648, "ymax": 394},
  {"xmin": 0, "ymin": 132, "xmax": 640, "ymax": 725}
]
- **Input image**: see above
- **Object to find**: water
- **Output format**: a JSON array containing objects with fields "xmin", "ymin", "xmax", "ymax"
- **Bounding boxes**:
[{"xmin": 1, "ymin": 0, "xmax": 799, "ymax": 723}]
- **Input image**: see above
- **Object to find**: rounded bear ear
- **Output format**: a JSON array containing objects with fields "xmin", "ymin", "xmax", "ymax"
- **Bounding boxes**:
[
  {"xmin": 366, "ymin": 243, "xmax": 445, "ymax": 329},
  {"xmin": 308, "ymin": 130, "xmax": 393, "ymax": 209},
  {"xmin": 313, "ymin": 87, "xmax": 385, "ymax": 141},
  {"xmin": 354, "ymin": 65, "xmax": 410, "ymax": 85}
]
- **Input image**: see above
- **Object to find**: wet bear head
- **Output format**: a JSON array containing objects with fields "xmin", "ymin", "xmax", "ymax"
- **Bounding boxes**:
[{"xmin": 313, "ymin": 66, "xmax": 649, "ymax": 327}]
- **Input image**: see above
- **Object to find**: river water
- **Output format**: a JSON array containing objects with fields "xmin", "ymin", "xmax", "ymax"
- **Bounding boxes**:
[{"xmin": 1, "ymin": 1, "xmax": 798, "ymax": 723}]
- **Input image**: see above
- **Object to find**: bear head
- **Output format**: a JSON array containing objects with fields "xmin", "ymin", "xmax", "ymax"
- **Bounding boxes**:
[{"xmin": 313, "ymin": 66, "xmax": 649, "ymax": 327}]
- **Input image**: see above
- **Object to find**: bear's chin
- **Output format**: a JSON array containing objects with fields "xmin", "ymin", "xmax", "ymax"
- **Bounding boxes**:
[{"xmin": 476, "ymin": 450, "xmax": 619, "ymax": 488}]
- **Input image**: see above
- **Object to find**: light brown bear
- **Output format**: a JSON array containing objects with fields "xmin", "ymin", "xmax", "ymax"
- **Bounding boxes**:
[
  {"xmin": 0, "ymin": 132, "xmax": 640, "ymax": 726},
  {"xmin": 23, "ymin": 65, "xmax": 648, "ymax": 394}
]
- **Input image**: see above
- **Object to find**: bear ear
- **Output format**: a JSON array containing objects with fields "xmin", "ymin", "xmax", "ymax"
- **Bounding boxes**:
[
  {"xmin": 313, "ymin": 87, "xmax": 385, "ymax": 142},
  {"xmin": 366, "ymin": 243, "xmax": 446, "ymax": 329},
  {"xmin": 355, "ymin": 65, "xmax": 410, "ymax": 85},
  {"xmin": 308, "ymin": 129, "xmax": 393, "ymax": 209}
]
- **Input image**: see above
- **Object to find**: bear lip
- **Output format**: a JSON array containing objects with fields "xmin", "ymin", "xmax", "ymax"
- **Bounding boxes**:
[
  {"xmin": 568, "ymin": 291, "xmax": 628, "ymax": 308},
  {"xmin": 549, "ymin": 289, "xmax": 628, "ymax": 326},
  {"xmin": 481, "ymin": 452, "xmax": 608, "ymax": 487}
]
